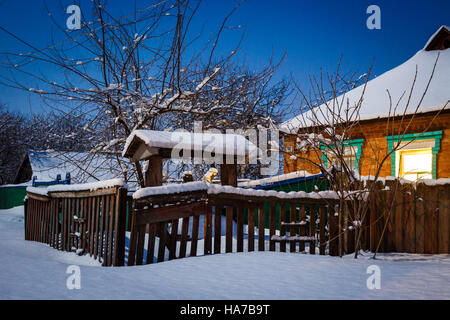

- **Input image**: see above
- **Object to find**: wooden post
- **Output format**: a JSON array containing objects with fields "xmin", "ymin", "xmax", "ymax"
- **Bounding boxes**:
[
  {"xmin": 220, "ymin": 163, "xmax": 237, "ymax": 187},
  {"xmin": 145, "ymin": 155, "xmax": 163, "ymax": 187}
]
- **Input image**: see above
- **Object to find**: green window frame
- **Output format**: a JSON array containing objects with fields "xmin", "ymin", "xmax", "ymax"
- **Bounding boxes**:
[
  {"xmin": 385, "ymin": 130, "xmax": 442, "ymax": 179},
  {"xmin": 320, "ymin": 138, "xmax": 364, "ymax": 171}
]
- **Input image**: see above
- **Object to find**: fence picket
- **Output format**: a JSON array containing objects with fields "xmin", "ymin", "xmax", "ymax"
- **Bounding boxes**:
[
  {"xmin": 237, "ymin": 205, "xmax": 244, "ymax": 252},
  {"xmin": 226, "ymin": 206, "xmax": 233, "ymax": 253},
  {"xmin": 258, "ymin": 206, "xmax": 265, "ymax": 252},
  {"xmin": 299, "ymin": 204, "xmax": 306, "ymax": 252},
  {"xmin": 204, "ymin": 203, "xmax": 212, "ymax": 255},
  {"xmin": 179, "ymin": 217, "xmax": 189, "ymax": 258},
  {"xmin": 289, "ymin": 203, "xmax": 296, "ymax": 253},
  {"xmin": 146, "ymin": 223, "xmax": 156, "ymax": 264},
  {"xmin": 248, "ymin": 207, "xmax": 255, "ymax": 252},
  {"xmin": 309, "ymin": 204, "xmax": 316, "ymax": 255},
  {"xmin": 169, "ymin": 219, "xmax": 179, "ymax": 260},
  {"xmin": 269, "ymin": 202, "xmax": 276, "ymax": 252},
  {"xmin": 438, "ymin": 184, "xmax": 450, "ymax": 254},
  {"xmin": 157, "ymin": 222, "xmax": 168, "ymax": 263},
  {"xmin": 319, "ymin": 205, "xmax": 326, "ymax": 255},
  {"xmin": 190, "ymin": 215, "xmax": 200, "ymax": 257},
  {"xmin": 214, "ymin": 204, "xmax": 222, "ymax": 254},
  {"xmin": 279, "ymin": 203, "xmax": 286, "ymax": 252}
]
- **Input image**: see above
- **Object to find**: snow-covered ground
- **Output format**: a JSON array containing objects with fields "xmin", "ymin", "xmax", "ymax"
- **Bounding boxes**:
[{"xmin": 1, "ymin": 206, "xmax": 449, "ymax": 300}]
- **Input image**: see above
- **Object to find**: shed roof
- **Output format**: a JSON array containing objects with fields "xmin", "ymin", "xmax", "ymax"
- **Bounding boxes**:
[{"xmin": 122, "ymin": 129, "xmax": 259, "ymax": 162}]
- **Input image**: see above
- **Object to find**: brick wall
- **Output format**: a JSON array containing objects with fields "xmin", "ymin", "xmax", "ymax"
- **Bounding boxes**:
[{"xmin": 283, "ymin": 112, "xmax": 450, "ymax": 178}]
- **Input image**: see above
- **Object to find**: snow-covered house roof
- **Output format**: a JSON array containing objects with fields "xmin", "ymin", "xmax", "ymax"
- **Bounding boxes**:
[
  {"xmin": 281, "ymin": 26, "xmax": 450, "ymax": 134},
  {"xmin": 123, "ymin": 129, "xmax": 259, "ymax": 162},
  {"xmin": 26, "ymin": 151, "xmax": 134, "ymax": 184},
  {"xmin": 237, "ymin": 170, "xmax": 323, "ymax": 189}
]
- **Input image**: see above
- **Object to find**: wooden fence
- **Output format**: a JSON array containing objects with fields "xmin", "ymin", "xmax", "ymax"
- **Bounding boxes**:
[
  {"xmin": 25, "ymin": 185, "xmax": 128, "ymax": 266},
  {"xmin": 367, "ymin": 179, "xmax": 450, "ymax": 254},
  {"xmin": 24, "ymin": 179, "xmax": 450, "ymax": 267},
  {"xmin": 127, "ymin": 186, "xmax": 342, "ymax": 266}
]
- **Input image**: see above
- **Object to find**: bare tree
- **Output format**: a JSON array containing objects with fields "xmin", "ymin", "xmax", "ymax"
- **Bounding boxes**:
[{"xmin": 0, "ymin": 0, "xmax": 290, "ymax": 186}]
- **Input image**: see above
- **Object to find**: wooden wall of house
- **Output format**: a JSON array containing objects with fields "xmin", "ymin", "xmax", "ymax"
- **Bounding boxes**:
[{"xmin": 283, "ymin": 112, "xmax": 450, "ymax": 178}]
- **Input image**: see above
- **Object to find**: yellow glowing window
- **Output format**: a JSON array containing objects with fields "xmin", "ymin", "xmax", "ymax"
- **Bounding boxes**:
[{"xmin": 398, "ymin": 149, "xmax": 432, "ymax": 181}]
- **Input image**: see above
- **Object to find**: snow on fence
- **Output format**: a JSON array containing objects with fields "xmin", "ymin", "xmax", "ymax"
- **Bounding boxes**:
[{"xmin": 25, "ymin": 179, "xmax": 129, "ymax": 266}]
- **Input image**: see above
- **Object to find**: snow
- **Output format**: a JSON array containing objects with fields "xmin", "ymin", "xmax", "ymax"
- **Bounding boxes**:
[
  {"xmin": 1, "ymin": 206, "xmax": 449, "ymax": 299},
  {"xmin": 237, "ymin": 170, "xmax": 318, "ymax": 188},
  {"xmin": 281, "ymin": 43, "xmax": 450, "ymax": 133},
  {"xmin": 358, "ymin": 175, "xmax": 450, "ymax": 186},
  {"xmin": 26, "ymin": 179, "xmax": 124, "ymax": 196},
  {"xmin": 0, "ymin": 207, "xmax": 450, "ymax": 300},
  {"xmin": 132, "ymin": 181, "xmax": 208, "ymax": 199},
  {"xmin": 133, "ymin": 181, "xmax": 340, "ymax": 200},
  {"xmin": 25, "ymin": 186, "xmax": 48, "ymax": 196},
  {"xmin": 122, "ymin": 129, "xmax": 259, "ymax": 158},
  {"xmin": 46, "ymin": 178, "xmax": 124, "ymax": 193},
  {"xmin": 195, "ymin": 67, "xmax": 220, "ymax": 91}
]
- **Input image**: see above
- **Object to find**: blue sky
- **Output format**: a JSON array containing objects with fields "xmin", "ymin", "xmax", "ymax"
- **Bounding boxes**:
[{"xmin": 0, "ymin": 0, "xmax": 448, "ymax": 119}]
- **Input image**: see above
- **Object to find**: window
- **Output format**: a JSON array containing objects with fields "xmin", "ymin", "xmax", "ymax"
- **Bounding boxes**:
[
  {"xmin": 325, "ymin": 146, "xmax": 358, "ymax": 170},
  {"xmin": 398, "ymin": 149, "xmax": 433, "ymax": 181},
  {"xmin": 386, "ymin": 130, "xmax": 442, "ymax": 180},
  {"xmin": 321, "ymin": 139, "xmax": 364, "ymax": 171}
]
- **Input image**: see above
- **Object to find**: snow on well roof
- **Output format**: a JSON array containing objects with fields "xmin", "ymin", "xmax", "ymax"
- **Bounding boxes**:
[
  {"xmin": 122, "ymin": 129, "xmax": 259, "ymax": 160},
  {"xmin": 280, "ymin": 27, "xmax": 450, "ymax": 134},
  {"xmin": 132, "ymin": 181, "xmax": 340, "ymax": 200}
]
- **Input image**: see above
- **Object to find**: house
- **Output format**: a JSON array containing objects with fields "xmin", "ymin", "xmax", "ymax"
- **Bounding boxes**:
[{"xmin": 281, "ymin": 26, "xmax": 450, "ymax": 180}]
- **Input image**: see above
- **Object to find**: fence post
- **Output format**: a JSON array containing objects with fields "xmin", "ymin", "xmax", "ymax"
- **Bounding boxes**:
[{"xmin": 113, "ymin": 187, "xmax": 127, "ymax": 266}]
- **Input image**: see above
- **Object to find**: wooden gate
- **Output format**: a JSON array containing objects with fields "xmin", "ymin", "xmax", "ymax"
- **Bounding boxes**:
[{"xmin": 127, "ymin": 184, "xmax": 342, "ymax": 266}]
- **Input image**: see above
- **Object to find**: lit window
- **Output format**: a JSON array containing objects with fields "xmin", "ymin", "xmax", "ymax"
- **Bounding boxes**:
[{"xmin": 398, "ymin": 149, "xmax": 433, "ymax": 181}]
